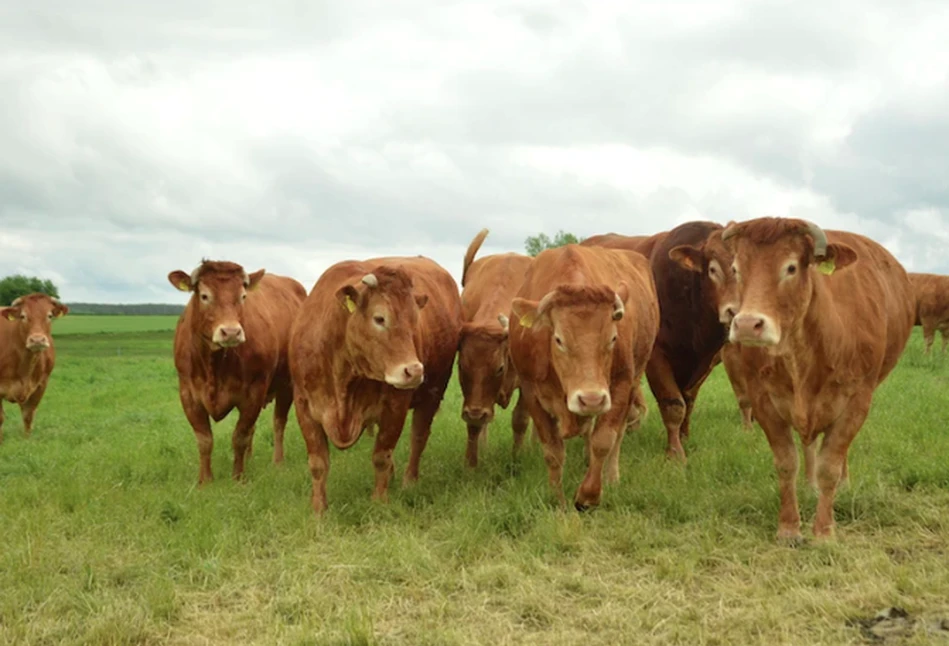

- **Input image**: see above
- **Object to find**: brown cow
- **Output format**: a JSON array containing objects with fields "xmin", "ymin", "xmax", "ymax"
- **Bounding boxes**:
[
  {"xmin": 723, "ymin": 217, "xmax": 914, "ymax": 543},
  {"xmin": 289, "ymin": 256, "xmax": 461, "ymax": 515},
  {"xmin": 721, "ymin": 343, "xmax": 755, "ymax": 430},
  {"xmin": 458, "ymin": 228, "xmax": 533, "ymax": 467},
  {"xmin": 509, "ymin": 244, "xmax": 659, "ymax": 510},
  {"xmin": 0, "ymin": 293, "xmax": 69, "ymax": 442},
  {"xmin": 908, "ymin": 272, "xmax": 949, "ymax": 354},
  {"xmin": 582, "ymin": 222, "xmax": 738, "ymax": 460},
  {"xmin": 168, "ymin": 260, "xmax": 307, "ymax": 484}
]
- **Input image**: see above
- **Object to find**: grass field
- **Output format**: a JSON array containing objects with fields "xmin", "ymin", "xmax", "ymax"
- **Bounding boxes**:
[{"xmin": 1, "ymin": 316, "xmax": 948, "ymax": 645}]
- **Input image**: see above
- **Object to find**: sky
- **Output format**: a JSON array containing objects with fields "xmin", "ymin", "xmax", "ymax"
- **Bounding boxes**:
[{"xmin": 2, "ymin": 0, "xmax": 949, "ymax": 304}]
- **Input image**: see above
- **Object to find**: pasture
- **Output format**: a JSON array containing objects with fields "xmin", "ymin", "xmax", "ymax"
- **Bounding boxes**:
[{"xmin": 1, "ymin": 315, "xmax": 948, "ymax": 645}]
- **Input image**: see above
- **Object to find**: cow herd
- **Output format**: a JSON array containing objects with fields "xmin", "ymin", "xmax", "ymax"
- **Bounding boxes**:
[{"xmin": 1, "ymin": 216, "xmax": 946, "ymax": 544}]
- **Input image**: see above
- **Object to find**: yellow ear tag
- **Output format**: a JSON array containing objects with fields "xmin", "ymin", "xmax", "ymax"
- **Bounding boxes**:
[
  {"xmin": 818, "ymin": 259, "xmax": 836, "ymax": 275},
  {"xmin": 344, "ymin": 296, "xmax": 356, "ymax": 313},
  {"xmin": 518, "ymin": 313, "xmax": 535, "ymax": 328},
  {"xmin": 5, "ymin": 312, "xmax": 16, "ymax": 321},
  {"xmin": 178, "ymin": 282, "xmax": 190, "ymax": 291}
]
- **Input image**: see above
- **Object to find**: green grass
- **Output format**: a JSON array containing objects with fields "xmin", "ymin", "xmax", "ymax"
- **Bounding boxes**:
[
  {"xmin": 1, "ymin": 318, "xmax": 948, "ymax": 645},
  {"xmin": 53, "ymin": 314, "xmax": 180, "ymax": 336}
]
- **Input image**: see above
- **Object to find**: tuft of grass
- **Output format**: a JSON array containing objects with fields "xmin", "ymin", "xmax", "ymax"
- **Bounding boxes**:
[{"xmin": 0, "ymin": 321, "xmax": 947, "ymax": 644}]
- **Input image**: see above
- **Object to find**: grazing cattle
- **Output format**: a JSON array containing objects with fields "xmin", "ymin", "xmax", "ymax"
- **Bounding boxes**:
[
  {"xmin": 0, "ymin": 293, "xmax": 68, "ymax": 442},
  {"xmin": 458, "ymin": 228, "xmax": 533, "ymax": 467},
  {"xmin": 583, "ymin": 221, "xmax": 737, "ymax": 460},
  {"xmin": 509, "ymin": 244, "xmax": 659, "ymax": 510},
  {"xmin": 722, "ymin": 217, "xmax": 915, "ymax": 543},
  {"xmin": 168, "ymin": 260, "xmax": 307, "ymax": 484},
  {"xmin": 289, "ymin": 256, "xmax": 462, "ymax": 515},
  {"xmin": 907, "ymin": 272, "xmax": 949, "ymax": 354}
]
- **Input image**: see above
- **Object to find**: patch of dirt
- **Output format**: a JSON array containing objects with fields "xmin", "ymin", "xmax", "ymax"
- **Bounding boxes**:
[{"xmin": 847, "ymin": 607, "xmax": 949, "ymax": 643}]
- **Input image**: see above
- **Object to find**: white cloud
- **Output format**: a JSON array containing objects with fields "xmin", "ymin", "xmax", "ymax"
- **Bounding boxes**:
[{"xmin": 2, "ymin": 0, "xmax": 949, "ymax": 303}]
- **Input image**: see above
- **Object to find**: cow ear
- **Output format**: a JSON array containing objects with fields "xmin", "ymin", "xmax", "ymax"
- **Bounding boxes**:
[
  {"xmin": 247, "ymin": 269, "xmax": 266, "ymax": 290},
  {"xmin": 415, "ymin": 294, "xmax": 429, "ymax": 309},
  {"xmin": 1, "ymin": 306, "xmax": 18, "ymax": 321},
  {"xmin": 817, "ymin": 243, "xmax": 858, "ymax": 275},
  {"xmin": 168, "ymin": 270, "xmax": 193, "ymax": 292},
  {"xmin": 53, "ymin": 303, "xmax": 69, "ymax": 318},
  {"xmin": 668, "ymin": 244, "xmax": 704, "ymax": 273},
  {"xmin": 336, "ymin": 285, "xmax": 361, "ymax": 313},
  {"xmin": 511, "ymin": 297, "xmax": 541, "ymax": 329}
]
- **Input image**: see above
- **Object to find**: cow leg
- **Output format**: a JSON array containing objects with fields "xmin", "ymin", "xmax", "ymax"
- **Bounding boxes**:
[
  {"xmin": 813, "ymin": 395, "xmax": 871, "ymax": 540},
  {"xmin": 465, "ymin": 422, "xmax": 485, "ymax": 468},
  {"xmin": 404, "ymin": 383, "xmax": 446, "ymax": 486},
  {"xmin": 20, "ymin": 382, "xmax": 48, "ymax": 437},
  {"xmin": 755, "ymin": 401, "xmax": 802, "ymax": 545},
  {"xmin": 272, "ymin": 385, "xmax": 293, "ymax": 465},
  {"xmin": 522, "ymin": 384, "xmax": 566, "ymax": 508},
  {"xmin": 0, "ymin": 402, "xmax": 4, "ymax": 443},
  {"xmin": 679, "ymin": 367, "xmax": 713, "ymax": 440},
  {"xmin": 294, "ymin": 392, "xmax": 330, "ymax": 514},
  {"xmin": 179, "ymin": 390, "xmax": 215, "ymax": 485},
  {"xmin": 941, "ymin": 327, "xmax": 949, "ymax": 354},
  {"xmin": 923, "ymin": 323, "xmax": 935, "ymax": 354},
  {"xmin": 575, "ymin": 384, "xmax": 630, "ymax": 510},
  {"xmin": 231, "ymin": 402, "xmax": 264, "ymax": 481},
  {"xmin": 644, "ymin": 350, "xmax": 687, "ymax": 461},
  {"xmin": 373, "ymin": 398, "xmax": 413, "ymax": 502},
  {"xmin": 803, "ymin": 439, "xmax": 818, "ymax": 490},
  {"xmin": 511, "ymin": 390, "xmax": 530, "ymax": 456}
]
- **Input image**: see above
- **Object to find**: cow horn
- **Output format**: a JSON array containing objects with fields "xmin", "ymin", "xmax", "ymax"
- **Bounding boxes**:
[
  {"xmin": 497, "ymin": 313, "xmax": 509, "ymax": 331},
  {"xmin": 721, "ymin": 224, "xmax": 739, "ymax": 241},
  {"xmin": 361, "ymin": 274, "xmax": 378, "ymax": 288},
  {"xmin": 11, "ymin": 296, "xmax": 24, "ymax": 307},
  {"xmin": 801, "ymin": 220, "xmax": 828, "ymax": 258}
]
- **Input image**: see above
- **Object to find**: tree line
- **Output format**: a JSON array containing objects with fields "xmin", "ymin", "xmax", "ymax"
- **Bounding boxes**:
[{"xmin": 2, "ymin": 230, "xmax": 581, "ymax": 313}]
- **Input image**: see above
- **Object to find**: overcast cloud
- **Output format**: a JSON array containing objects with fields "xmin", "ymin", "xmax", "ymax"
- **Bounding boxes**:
[{"xmin": 2, "ymin": 0, "xmax": 948, "ymax": 303}]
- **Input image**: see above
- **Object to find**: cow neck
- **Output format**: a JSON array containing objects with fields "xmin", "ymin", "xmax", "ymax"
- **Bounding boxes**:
[{"xmin": 773, "ymin": 273, "xmax": 851, "ymax": 436}]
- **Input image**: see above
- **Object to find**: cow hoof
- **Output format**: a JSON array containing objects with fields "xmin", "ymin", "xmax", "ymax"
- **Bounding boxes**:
[
  {"xmin": 776, "ymin": 532, "xmax": 805, "ymax": 548},
  {"xmin": 574, "ymin": 500, "xmax": 598, "ymax": 513}
]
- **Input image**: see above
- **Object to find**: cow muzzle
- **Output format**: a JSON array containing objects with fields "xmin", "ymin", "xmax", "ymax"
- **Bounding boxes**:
[
  {"xmin": 729, "ymin": 312, "xmax": 779, "ymax": 346},
  {"xmin": 212, "ymin": 324, "xmax": 246, "ymax": 348},
  {"xmin": 26, "ymin": 335, "xmax": 51, "ymax": 352},
  {"xmin": 462, "ymin": 405, "xmax": 493, "ymax": 425},
  {"xmin": 568, "ymin": 388, "xmax": 612, "ymax": 416},
  {"xmin": 385, "ymin": 361, "xmax": 424, "ymax": 390}
]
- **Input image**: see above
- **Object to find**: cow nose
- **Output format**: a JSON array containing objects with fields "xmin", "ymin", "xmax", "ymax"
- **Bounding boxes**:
[
  {"xmin": 386, "ymin": 361, "xmax": 425, "ymax": 389},
  {"xmin": 569, "ymin": 389, "xmax": 611, "ymax": 415},
  {"xmin": 214, "ymin": 325, "xmax": 245, "ymax": 346},
  {"xmin": 578, "ymin": 391, "xmax": 606, "ymax": 409},
  {"xmin": 732, "ymin": 314, "xmax": 765, "ymax": 338},
  {"xmin": 462, "ymin": 406, "xmax": 490, "ymax": 424},
  {"xmin": 26, "ymin": 335, "xmax": 50, "ymax": 351}
]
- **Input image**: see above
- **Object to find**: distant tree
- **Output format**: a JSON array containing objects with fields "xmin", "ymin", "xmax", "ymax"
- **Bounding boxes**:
[
  {"xmin": 0, "ymin": 274, "xmax": 60, "ymax": 305},
  {"xmin": 524, "ymin": 230, "xmax": 583, "ymax": 257}
]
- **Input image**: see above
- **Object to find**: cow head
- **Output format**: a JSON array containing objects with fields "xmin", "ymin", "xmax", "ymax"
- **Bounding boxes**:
[
  {"xmin": 721, "ymin": 217, "xmax": 858, "ymax": 347},
  {"xmin": 0, "ymin": 293, "xmax": 69, "ymax": 353},
  {"xmin": 335, "ymin": 266, "xmax": 428, "ymax": 390},
  {"xmin": 512, "ymin": 283, "xmax": 628, "ymax": 417},
  {"xmin": 458, "ymin": 314, "xmax": 516, "ymax": 425},
  {"xmin": 668, "ymin": 228, "xmax": 739, "ymax": 327},
  {"xmin": 168, "ymin": 260, "xmax": 265, "ymax": 350}
]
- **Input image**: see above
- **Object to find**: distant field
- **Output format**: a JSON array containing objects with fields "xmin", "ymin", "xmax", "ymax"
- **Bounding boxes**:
[
  {"xmin": 1, "ymin": 317, "xmax": 948, "ymax": 644},
  {"xmin": 53, "ymin": 314, "xmax": 180, "ymax": 336}
]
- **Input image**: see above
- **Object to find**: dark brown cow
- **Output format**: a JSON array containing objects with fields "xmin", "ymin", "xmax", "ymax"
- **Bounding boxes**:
[
  {"xmin": 908, "ymin": 272, "xmax": 949, "ymax": 354},
  {"xmin": 458, "ymin": 228, "xmax": 533, "ymax": 467},
  {"xmin": 0, "ymin": 293, "xmax": 68, "ymax": 442},
  {"xmin": 168, "ymin": 260, "xmax": 306, "ymax": 484},
  {"xmin": 509, "ymin": 244, "xmax": 659, "ymax": 510},
  {"xmin": 289, "ymin": 256, "xmax": 462, "ymax": 515},
  {"xmin": 582, "ymin": 221, "xmax": 738, "ymax": 460},
  {"xmin": 722, "ymin": 217, "xmax": 915, "ymax": 543}
]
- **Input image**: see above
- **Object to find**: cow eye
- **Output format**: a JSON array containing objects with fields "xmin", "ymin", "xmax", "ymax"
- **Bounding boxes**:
[
  {"xmin": 786, "ymin": 263, "xmax": 797, "ymax": 276},
  {"xmin": 709, "ymin": 265, "xmax": 717, "ymax": 275},
  {"xmin": 495, "ymin": 364, "xmax": 504, "ymax": 376},
  {"xmin": 241, "ymin": 293, "xmax": 247, "ymax": 301},
  {"xmin": 610, "ymin": 334, "xmax": 617, "ymax": 345},
  {"xmin": 47, "ymin": 312, "xmax": 53, "ymax": 320},
  {"xmin": 373, "ymin": 315, "xmax": 385, "ymax": 327},
  {"xmin": 554, "ymin": 336, "xmax": 565, "ymax": 350},
  {"xmin": 200, "ymin": 293, "xmax": 210, "ymax": 302}
]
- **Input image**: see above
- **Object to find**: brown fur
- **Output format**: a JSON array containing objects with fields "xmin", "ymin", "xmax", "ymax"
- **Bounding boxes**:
[
  {"xmin": 168, "ymin": 260, "xmax": 307, "ymax": 484},
  {"xmin": 508, "ymin": 244, "xmax": 659, "ymax": 511},
  {"xmin": 0, "ymin": 293, "xmax": 69, "ymax": 442},
  {"xmin": 583, "ymin": 221, "xmax": 738, "ymax": 460},
  {"xmin": 908, "ymin": 272, "xmax": 949, "ymax": 354},
  {"xmin": 458, "ymin": 229, "xmax": 534, "ymax": 467},
  {"xmin": 289, "ymin": 255, "xmax": 462, "ymax": 514},
  {"xmin": 723, "ymin": 217, "xmax": 915, "ymax": 542}
]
